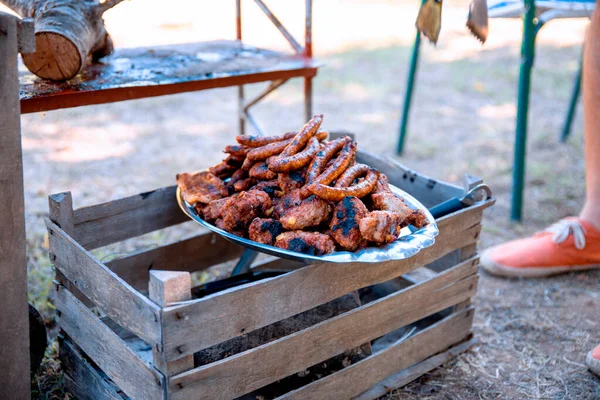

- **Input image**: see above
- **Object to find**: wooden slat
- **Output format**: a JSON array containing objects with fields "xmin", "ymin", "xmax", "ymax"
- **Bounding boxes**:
[
  {"xmin": 46, "ymin": 219, "xmax": 161, "ymax": 345},
  {"xmin": 54, "ymin": 285, "xmax": 165, "ymax": 400},
  {"xmin": 162, "ymin": 218, "xmax": 481, "ymax": 361},
  {"xmin": 0, "ymin": 12, "xmax": 30, "ymax": 398},
  {"xmin": 149, "ymin": 271, "xmax": 195, "ymax": 377},
  {"xmin": 73, "ymin": 186, "xmax": 189, "ymax": 250},
  {"xmin": 353, "ymin": 338, "xmax": 476, "ymax": 400},
  {"xmin": 278, "ymin": 308, "xmax": 475, "ymax": 400},
  {"xmin": 168, "ymin": 257, "xmax": 478, "ymax": 399},
  {"xmin": 106, "ymin": 232, "xmax": 245, "ymax": 291},
  {"xmin": 59, "ymin": 336, "xmax": 126, "ymax": 400}
]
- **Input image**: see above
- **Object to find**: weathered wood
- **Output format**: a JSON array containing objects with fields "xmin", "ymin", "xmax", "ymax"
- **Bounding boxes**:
[
  {"xmin": 3, "ymin": 0, "xmax": 125, "ymax": 80},
  {"xmin": 278, "ymin": 308, "xmax": 475, "ymax": 400},
  {"xmin": 72, "ymin": 185, "xmax": 189, "ymax": 250},
  {"xmin": 59, "ymin": 335, "xmax": 126, "ymax": 400},
  {"xmin": 106, "ymin": 232, "xmax": 245, "ymax": 291},
  {"xmin": 149, "ymin": 271, "xmax": 194, "ymax": 377},
  {"xmin": 49, "ymin": 191, "xmax": 75, "ymax": 234},
  {"xmin": 54, "ymin": 285, "xmax": 165, "ymax": 400},
  {"xmin": 168, "ymin": 257, "xmax": 478, "ymax": 399},
  {"xmin": 251, "ymin": 256, "xmax": 305, "ymax": 272},
  {"xmin": 353, "ymin": 338, "xmax": 476, "ymax": 400},
  {"xmin": 0, "ymin": 11, "xmax": 30, "ymax": 398},
  {"xmin": 15, "ymin": 16, "xmax": 34, "ymax": 53},
  {"xmin": 162, "ymin": 221, "xmax": 481, "ymax": 361},
  {"xmin": 46, "ymin": 218, "xmax": 161, "ymax": 345}
]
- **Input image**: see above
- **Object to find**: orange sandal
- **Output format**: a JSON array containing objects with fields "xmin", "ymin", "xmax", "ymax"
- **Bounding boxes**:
[
  {"xmin": 587, "ymin": 344, "xmax": 600, "ymax": 377},
  {"xmin": 481, "ymin": 218, "xmax": 600, "ymax": 278}
]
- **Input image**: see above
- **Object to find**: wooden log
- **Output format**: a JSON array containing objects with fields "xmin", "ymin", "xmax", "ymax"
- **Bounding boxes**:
[
  {"xmin": 59, "ymin": 335, "xmax": 125, "ymax": 400},
  {"xmin": 54, "ymin": 284, "xmax": 165, "ymax": 400},
  {"xmin": 277, "ymin": 308, "xmax": 474, "ymax": 400},
  {"xmin": 0, "ymin": 11, "xmax": 30, "ymax": 398},
  {"xmin": 168, "ymin": 257, "xmax": 478, "ymax": 399},
  {"xmin": 46, "ymin": 218, "xmax": 162, "ymax": 345},
  {"xmin": 149, "ymin": 270, "xmax": 195, "ymax": 377},
  {"xmin": 162, "ymin": 221, "xmax": 481, "ymax": 361},
  {"xmin": 353, "ymin": 338, "xmax": 476, "ymax": 400},
  {"xmin": 106, "ymin": 232, "xmax": 245, "ymax": 292},
  {"xmin": 1, "ymin": 0, "xmax": 126, "ymax": 80}
]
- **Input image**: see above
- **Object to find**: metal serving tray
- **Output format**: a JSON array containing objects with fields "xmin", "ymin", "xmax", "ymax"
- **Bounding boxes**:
[{"xmin": 176, "ymin": 184, "xmax": 438, "ymax": 264}]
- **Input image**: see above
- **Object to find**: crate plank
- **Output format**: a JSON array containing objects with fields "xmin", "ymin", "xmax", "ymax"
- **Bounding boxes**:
[
  {"xmin": 60, "ymin": 336, "xmax": 126, "ymax": 400},
  {"xmin": 162, "ymin": 220, "xmax": 481, "ymax": 361},
  {"xmin": 46, "ymin": 219, "xmax": 161, "ymax": 345},
  {"xmin": 106, "ymin": 232, "xmax": 245, "ymax": 291},
  {"xmin": 149, "ymin": 271, "xmax": 195, "ymax": 377},
  {"xmin": 277, "ymin": 308, "xmax": 475, "ymax": 400},
  {"xmin": 54, "ymin": 285, "xmax": 165, "ymax": 400},
  {"xmin": 73, "ymin": 186, "xmax": 189, "ymax": 250},
  {"xmin": 353, "ymin": 338, "xmax": 476, "ymax": 400},
  {"xmin": 168, "ymin": 257, "xmax": 478, "ymax": 399}
]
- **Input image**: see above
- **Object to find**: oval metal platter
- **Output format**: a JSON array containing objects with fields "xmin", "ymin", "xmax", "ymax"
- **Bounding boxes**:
[{"xmin": 176, "ymin": 184, "xmax": 438, "ymax": 264}]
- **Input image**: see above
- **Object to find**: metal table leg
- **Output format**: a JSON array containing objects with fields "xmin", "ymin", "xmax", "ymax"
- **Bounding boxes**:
[
  {"xmin": 560, "ymin": 53, "xmax": 583, "ymax": 143},
  {"xmin": 397, "ymin": 30, "xmax": 422, "ymax": 155},
  {"xmin": 511, "ymin": 0, "xmax": 537, "ymax": 221}
]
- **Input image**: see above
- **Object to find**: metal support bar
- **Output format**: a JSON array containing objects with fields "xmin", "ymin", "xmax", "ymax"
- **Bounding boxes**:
[
  {"xmin": 243, "ymin": 110, "xmax": 265, "ymax": 135},
  {"xmin": 254, "ymin": 0, "xmax": 304, "ymax": 54},
  {"xmin": 561, "ymin": 51, "xmax": 583, "ymax": 143},
  {"xmin": 511, "ymin": 0, "xmax": 537, "ymax": 221},
  {"xmin": 243, "ymin": 79, "xmax": 288, "ymax": 112},
  {"xmin": 397, "ymin": 30, "xmax": 422, "ymax": 155}
]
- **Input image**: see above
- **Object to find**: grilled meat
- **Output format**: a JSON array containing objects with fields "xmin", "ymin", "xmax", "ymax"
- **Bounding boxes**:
[
  {"xmin": 249, "ymin": 218, "xmax": 285, "ymax": 245},
  {"xmin": 275, "ymin": 231, "xmax": 336, "ymax": 256},
  {"xmin": 330, "ymin": 196, "xmax": 368, "ymax": 251}
]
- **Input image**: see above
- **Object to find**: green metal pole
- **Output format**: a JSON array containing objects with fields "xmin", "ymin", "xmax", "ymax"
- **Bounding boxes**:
[
  {"xmin": 511, "ymin": 0, "xmax": 537, "ymax": 221},
  {"xmin": 560, "ymin": 54, "xmax": 582, "ymax": 143},
  {"xmin": 397, "ymin": 30, "xmax": 422, "ymax": 154}
]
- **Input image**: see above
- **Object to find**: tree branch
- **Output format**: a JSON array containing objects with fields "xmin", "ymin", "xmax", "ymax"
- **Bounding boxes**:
[{"xmin": 98, "ymin": 0, "xmax": 126, "ymax": 14}]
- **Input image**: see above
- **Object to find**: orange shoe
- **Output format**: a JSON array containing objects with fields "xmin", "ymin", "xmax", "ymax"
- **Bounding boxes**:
[
  {"xmin": 480, "ymin": 218, "xmax": 600, "ymax": 278},
  {"xmin": 587, "ymin": 344, "xmax": 600, "ymax": 377}
]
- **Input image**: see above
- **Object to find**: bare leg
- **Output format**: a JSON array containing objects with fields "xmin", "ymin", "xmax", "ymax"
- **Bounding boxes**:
[{"xmin": 580, "ymin": 7, "xmax": 600, "ymax": 228}]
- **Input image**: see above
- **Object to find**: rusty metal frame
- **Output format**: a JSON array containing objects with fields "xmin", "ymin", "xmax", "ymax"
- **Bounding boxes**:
[{"xmin": 237, "ymin": 0, "xmax": 314, "ymax": 135}]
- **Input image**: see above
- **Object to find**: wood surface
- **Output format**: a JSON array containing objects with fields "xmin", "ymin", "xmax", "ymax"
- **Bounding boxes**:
[
  {"xmin": 59, "ymin": 335, "xmax": 126, "ymax": 400},
  {"xmin": 3, "ymin": 0, "xmax": 125, "ymax": 80},
  {"xmin": 106, "ymin": 231, "xmax": 245, "ymax": 292},
  {"xmin": 46, "ymin": 218, "xmax": 162, "ymax": 345},
  {"xmin": 162, "ymin": 216, "xmax": 481, "ymax": 361},
  {"xmin": 168, "ymin": 257, "xmax": 478, "ymax": 399},
  {"xmin": 353, "ymin": 338, "xmax": 476, "ymax": 400},
  {"xmin": 278, "ymin": 308, "xmax": 475, "ymax": 400},
  {"xmin": 0, "ymin": 12, "xmax": 30, "ymax": 398},
  {"xmin": 55, "ymin": 285, "xmax": 164, "ymax": 400},
  {"xmin": 149, "ymin": 271, "xmax": 195, "ymax": 377},
  {"xmin": 72, "ymin": 185, "xmax": 189, "ymax": 250}
]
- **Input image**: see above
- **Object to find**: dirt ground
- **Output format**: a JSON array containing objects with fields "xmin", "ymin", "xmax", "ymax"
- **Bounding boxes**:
[{"xmin": 10, "ymin": 0, "xmax": 599, "ymax": 398}]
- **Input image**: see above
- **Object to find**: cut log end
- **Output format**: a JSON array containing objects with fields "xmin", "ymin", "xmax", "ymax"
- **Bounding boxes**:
[{"xmin": 21, "ymin": 32, "xmax": 81, "ymax": 81}]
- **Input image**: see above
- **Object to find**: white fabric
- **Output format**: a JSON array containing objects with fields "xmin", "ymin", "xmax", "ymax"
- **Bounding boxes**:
[{"xmin": 545, "ymin": 219, "xmax": 588, "ymax": 250}]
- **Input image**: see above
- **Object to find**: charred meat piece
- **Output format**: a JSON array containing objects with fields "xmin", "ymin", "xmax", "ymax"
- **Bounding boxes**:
[
  {"xmin": 221, "ymin": 190, "xmax": 272, "ymax": 232},
  {"xmin": 251, "ymin": 179, "xmax": 280, "ymax": 197},
  {"xmin": 359, "ymin": 211, "xmax": 403, "ymax": 244},
  {"xmin": 233, "ymin": 177, "xmax": 256, "ymax": 192},
  {"xmin": 215, "ymin": 218, "xmax": 244, "ymax": 237},
  {"xmin": 371, "ymin": 192, "xmax": 411, "ymax": 221},
  {"xmin": 202, "ymin": 197, "xmax": 230, "ymax": 221},
  {"xmin": 330, "ymin": 196, "xmax": 368, "ymax": 251},
  {"xmin": 177, "ymin": 172, "xmax": 228, "ymax": 205},
  {"xmin": 249, "ymin": 218, "xmax": 284, "ymax": 245},
  {"xmin": 278, "ymin": 169, "xmax": 306, "ymax": 193},
  {"xmin": 209, "ymin": 161, "xmax": 237, "ymax": 178},
  {"xmin": 275, "ymin": 231, "xmax": 336, "ymax": 256},
  {"xmin": 279, "ymin": 194, "xmax": 332, "ymax": 230},
  {"xmin": 249, "ymin": 162, "xmax": 277, "ymax": 180},
  {"xmin": 273, "ymin": 189, "xmax": 303, "ymax": 219},
  {"xmin": 404, "ymin": 209, "xmax": 428, "ymax": 228}
]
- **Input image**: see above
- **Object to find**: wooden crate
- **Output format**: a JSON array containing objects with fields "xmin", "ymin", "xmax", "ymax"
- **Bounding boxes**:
[{"xmin": 47, "ymin": 152, "xmax": 494, "ymax": 400}]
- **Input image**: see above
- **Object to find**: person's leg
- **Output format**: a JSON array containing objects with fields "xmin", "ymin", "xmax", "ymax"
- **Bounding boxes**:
[
  {"xmin": 580, "ymin": 8, "xmax": 600, "ymax": 229},
  {"xmin": 480, "ymin": 9, "xmax": 600, "ymax": 278}
]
